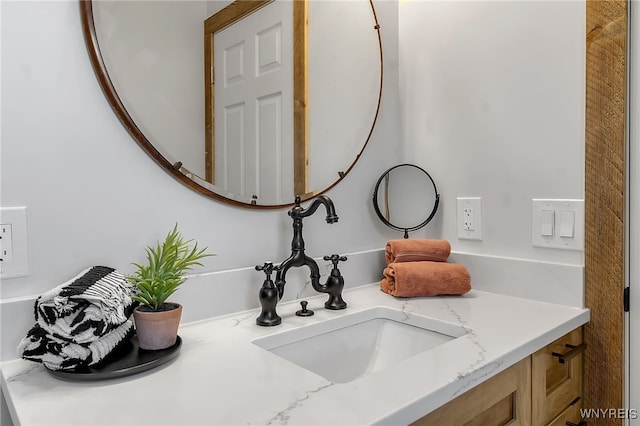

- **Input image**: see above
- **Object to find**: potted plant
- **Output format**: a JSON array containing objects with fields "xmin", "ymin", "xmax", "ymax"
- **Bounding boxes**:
[{"xmin": 128, "ymin": 224, "xmax": 213, "ymax": 350}]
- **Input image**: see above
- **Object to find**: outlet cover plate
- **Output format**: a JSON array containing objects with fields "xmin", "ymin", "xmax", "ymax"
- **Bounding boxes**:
[{"xmin": 0, "ymin": 207, "xmax": 29, "ymax": 279}]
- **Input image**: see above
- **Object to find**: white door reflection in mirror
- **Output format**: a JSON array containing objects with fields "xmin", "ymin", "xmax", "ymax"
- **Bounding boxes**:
[{"xmin": 214, "ymin": 1, "xmax": 294, "ymax": 204}]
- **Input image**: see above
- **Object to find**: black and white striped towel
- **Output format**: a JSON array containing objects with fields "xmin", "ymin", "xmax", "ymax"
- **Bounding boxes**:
[
  {"xmin": 18, "ymin": 321, "xmax": 134, "ymax": 371},
  {"xmin": 18, "ymin": 266, "xmax": 137, "ymax": 371}
]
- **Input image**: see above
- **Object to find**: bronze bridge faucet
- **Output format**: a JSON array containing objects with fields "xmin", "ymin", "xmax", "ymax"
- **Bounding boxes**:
[{"xmin": 255, "ymin": 195, "xmax": 347, "ymax": 326}]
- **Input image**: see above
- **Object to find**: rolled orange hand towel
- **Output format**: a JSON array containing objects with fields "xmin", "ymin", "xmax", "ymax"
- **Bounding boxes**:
[
  {"xmin": 385, "ymin": 239, "xmax": 451, "ymax": 264},
  {"xmin": 380, "ymin": 261, "xmax": 471, "ymax": 297}
]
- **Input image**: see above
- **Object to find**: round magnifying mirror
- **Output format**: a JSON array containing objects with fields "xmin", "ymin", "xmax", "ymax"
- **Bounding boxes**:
[{"xmin": 372, "ymin": 164, "xmax": 440, "ymax": 238}]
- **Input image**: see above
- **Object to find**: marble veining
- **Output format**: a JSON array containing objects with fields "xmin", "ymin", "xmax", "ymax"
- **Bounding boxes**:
[
  {"xmin": 396, "ymin": 299, "xmax": 412, "ymax": 320},
  {"xmin": 292, "ymin": 264, "xmax": 332, "ymax": 300},
  {"xmin": 4, "ymin": 363, "xmax": 39, "ymax": 384},
  {"xmin": 453, "ymin": 361, "xmax": 504, "ymax": 398},
  {"xmin": 231, "ymin": 311, "xmax": 256, "ymax": 327},
  {"xmin": 267, "ymin": 382, "xmax": 335, "ymax": 425},
  {"xmin": 441, "ymin": 301, "xmax": 490, "ymax": 386},
  {"xmin": 1, "ymin": 283, "xmax": 589, "ymax": 425}
]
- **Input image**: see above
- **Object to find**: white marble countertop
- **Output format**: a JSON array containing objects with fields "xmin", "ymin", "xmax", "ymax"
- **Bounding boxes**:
[{"xmin": 1, "ymin": 284, "xmax": 589, "ymax": 426}]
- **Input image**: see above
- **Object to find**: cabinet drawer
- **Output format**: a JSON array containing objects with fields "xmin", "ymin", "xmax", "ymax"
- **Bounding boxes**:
[
  {"xmin": 412, "ymin": 357, "xmax": 531, "ymax": 426},
  {"xmin": 547, "ymin": 397, "xmax": 584, "ymax": 426},
  {"xmin": 532, "ymin": 327, "xmax": 584, "ymax": 426}
]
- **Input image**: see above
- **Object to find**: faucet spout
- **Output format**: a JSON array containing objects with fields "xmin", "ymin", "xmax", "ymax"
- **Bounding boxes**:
[{"xmin": 290, "ymin": 195, "xmax": 339, "ymax": 224}]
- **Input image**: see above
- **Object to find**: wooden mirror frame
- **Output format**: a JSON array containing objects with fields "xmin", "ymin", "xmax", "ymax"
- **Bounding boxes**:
[{"xmin": 79, "ymin": 0, "xmax": 383, "ymax": 209}]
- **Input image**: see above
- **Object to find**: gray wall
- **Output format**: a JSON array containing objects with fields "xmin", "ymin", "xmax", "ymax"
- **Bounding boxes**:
[
  {"xmin": 398, "ymin": 0, "xmax": 585, "ymax": 266},
  {"xmin": 0, "ymin": 0, "xmax": 401, "ymax": 300}
]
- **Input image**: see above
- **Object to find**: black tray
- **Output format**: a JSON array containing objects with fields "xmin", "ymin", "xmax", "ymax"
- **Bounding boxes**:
[{"xmin": 46, "ymin": 335, "xmax": 182, "ymax": 381}]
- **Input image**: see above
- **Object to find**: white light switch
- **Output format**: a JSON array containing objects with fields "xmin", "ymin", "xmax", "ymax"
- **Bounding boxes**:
[
  {"xmin": 531, "ymin": 199, "xmax": 584, "ymax": 251},
  {"xmin": 559, "ymin": 211, "xmax": 575, "ymax": 238},
  {"xmin": 540, "ymin": 210, "xmax": 555, "ymax": 236}
]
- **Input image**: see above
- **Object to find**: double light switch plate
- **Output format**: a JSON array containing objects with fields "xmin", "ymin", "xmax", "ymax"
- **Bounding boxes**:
[{"xmin": 531, "ymin": 199, "xmax": 584, "ymax": 251}]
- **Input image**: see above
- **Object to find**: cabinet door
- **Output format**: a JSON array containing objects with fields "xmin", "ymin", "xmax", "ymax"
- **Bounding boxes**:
[
  {"xmin": 412, "ymin": 357, "xmax": 532, "ymax": 426},
  {"xmin": 532, "ymin": 327, "xmax": 584, "ymax": 426}
]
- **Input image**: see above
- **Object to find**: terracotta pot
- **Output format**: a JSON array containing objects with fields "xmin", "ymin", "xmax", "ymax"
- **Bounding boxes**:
[{"xmin": 133, "ymin": 303, "xmax": 183, "ymax": 350}]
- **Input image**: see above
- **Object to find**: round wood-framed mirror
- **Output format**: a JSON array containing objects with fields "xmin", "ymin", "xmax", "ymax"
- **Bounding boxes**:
[{"xmin": 79, "ymin": 0, "xmax": 383, "ymax": 208}]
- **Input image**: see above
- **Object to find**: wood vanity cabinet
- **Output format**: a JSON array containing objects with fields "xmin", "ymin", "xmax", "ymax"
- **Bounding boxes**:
[
  {"xmin": 412, "ymin": 358, "xmax": 532, "ymax": 426},
  {"xmin": 532, "ymin": 327, "xmax": 584, "ymax": 426},
  {"xmin": 412, "ymin": 327, "xmax": 584, "ymax": 426}
]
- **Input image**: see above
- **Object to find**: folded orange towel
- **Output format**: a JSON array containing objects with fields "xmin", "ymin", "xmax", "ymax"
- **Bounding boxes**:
[
  {"xmin": 385, "ymin": 239, "xmax": 451, "ymax": 264},
  {"xmin": 380, "ymin": 261, "xmax": 471, "ymax": 297}
]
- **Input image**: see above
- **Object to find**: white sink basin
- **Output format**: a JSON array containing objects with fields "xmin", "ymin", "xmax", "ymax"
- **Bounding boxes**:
[{"xmin": 252, "ymin": 306, "xmax": 469, "ymax": 383}]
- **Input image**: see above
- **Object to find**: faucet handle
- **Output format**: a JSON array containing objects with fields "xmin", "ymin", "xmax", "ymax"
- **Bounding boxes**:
[
  {"xmin": 255, "ymin": 262, "xmax": 280, "ymax": 278},
  {"xmin": 323, "ymin": 254, "xmax": 348, "ymax": 269}
]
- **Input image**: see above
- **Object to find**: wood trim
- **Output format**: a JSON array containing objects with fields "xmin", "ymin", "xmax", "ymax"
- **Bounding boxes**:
[
  {"xmin": 204, "ymin": 29, "xmax": 214, "ymax": 184},
  {"xmin": 203, "ymin": 0, "xmax": 273, "ymax": 35},
  {"xmin": 584, "ymin": 0, "xmax": 628, "ymax": 423},
  {"xmin": 204, "ymin": 0, "xmax": 308, "ymax": 193},
  {"xmin": 293, "ymin": 0, "xmax": 309, "ymax": 196}
]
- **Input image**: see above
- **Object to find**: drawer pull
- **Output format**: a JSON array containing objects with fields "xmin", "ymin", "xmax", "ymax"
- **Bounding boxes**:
[
  {"xmin": 566, "ymin": 422, "xmax": 586, "ymax": 426},
  {"xmin": 552, "ymin": 343, "xmax": 586, "ymax": 364}
]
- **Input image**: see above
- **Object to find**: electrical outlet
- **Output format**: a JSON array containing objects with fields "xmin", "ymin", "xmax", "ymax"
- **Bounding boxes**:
[
  {"xmin": 457, "ymin": 197, "xmax": 482, "ymax": 240},
  {"xmin": 0, "ymin": 207, "xmax": 29, "ymax": 278},
  {"xmin": 463, "ymin": 208, "xmax": 474, "ymax": 231}
]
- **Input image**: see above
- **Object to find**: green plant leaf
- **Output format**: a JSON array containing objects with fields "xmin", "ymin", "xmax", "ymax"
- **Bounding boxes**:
[{"xmin": 128, "ymin": 224, "xmax": 215, "ymax": 311}]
